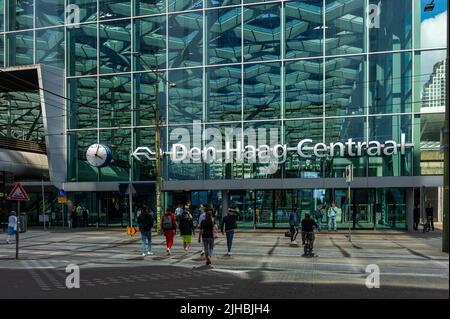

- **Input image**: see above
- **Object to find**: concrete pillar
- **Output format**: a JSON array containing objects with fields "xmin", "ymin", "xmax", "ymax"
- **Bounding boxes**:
[
  {"xmin": 438, "ymin": 187, "xmax": 444, "ymax": 223},
  {"xmin": 222, "ymin": 190, "xmax": 229, "ymax": 220},
  {"xmin": 406, "ymin": 188, "xmax": 414, "ymax": 232}
]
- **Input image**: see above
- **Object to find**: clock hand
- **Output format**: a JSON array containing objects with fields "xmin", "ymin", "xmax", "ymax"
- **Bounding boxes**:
[{"xmin": 96, "ymin": 144, "xmax": 100, "ymax": 156}]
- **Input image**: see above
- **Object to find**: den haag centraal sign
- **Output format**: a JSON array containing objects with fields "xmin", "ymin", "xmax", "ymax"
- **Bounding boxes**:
[{"xmin": 132, "ymin": 132, "xmax": 412, "ymax": 165}]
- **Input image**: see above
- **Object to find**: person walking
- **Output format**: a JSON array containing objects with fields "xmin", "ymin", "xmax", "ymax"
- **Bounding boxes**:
[
  {"xmin": 137, "ymin": 207, "xmax": 154, "ymax": 256},
  {"xmin": 71, "ymin": 206, "xmax": 78, "ymax": 228},
  {"xmin": 313, "ymin": 204, "xmax": 324, "ymax": 232},
  {"xmin": 6, "ymin": 211, "xmax": 17, "ymax": 244},
  {"xmin": 198, "ymin": 211, "xmax": 216, "ymax": 266},
  {"xmin": 221, "ymin": 207, "xmax": 238, "ymax": 256},
  {"xmin": 161, "ymin": 208, "xmax": 177, "ymax": 255},
  {"xmin": 425, "ymin": 202, "xmax": 435, "ymax": 231},
  {"xmin": 81, "ymin": 206, "xmax": 89, "ymax": 227},
  {"xmin": 197, "ymin": 205, "xmax": 207, "ymax": 256},
  {"xmin": 179, "ymin": 209, "xmax": 195, "ymax": 254},
  {"xmin": 288, "ymin": 207, "xmax": 300, "ymax": 242},
  {"xmin": 327, "ymin": 202, "xmax": 338, "ymax": 231},
  {"xmin": 413, "ymin": 204, "xmax": 420, "ymax": 231}
]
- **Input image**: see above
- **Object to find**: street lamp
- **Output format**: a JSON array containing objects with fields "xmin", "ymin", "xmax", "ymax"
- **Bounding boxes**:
[{"xmin": 131, "ymin": 52, "xmax": 176, "ymax": 234}]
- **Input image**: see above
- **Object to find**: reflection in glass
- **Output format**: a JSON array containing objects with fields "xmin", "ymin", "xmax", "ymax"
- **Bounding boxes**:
[
  {"xmin": 285, "ymin": 59, "xmax": 322, "ymax": 119},
  {"xmin": 244, "ymin": 62, "xmax": 281, "ymax": 121},
  {"xmin": 100, "ymin": 128, "xmax": 131, "ymax": 181},
  {"xmin": 67, "ymin": 0, "xmax": 97, "ymax": 23},
  {"xmin": 168, "ymin": 0, "xmax": 203, "ymax": 12},
  {"xmin": 207, "ymin": 7, "xmax": 242, "ymax": 65},
  {"xmin": 67, "ymin": 23, "xmax": 98, "ymax": 76},
  {"xmin": 285, "ymin": 0, "xmax": 323, "ymax": 59},
  {"xmin": 99, "ymin": 19, "xmax": 131, "ymax": 74},
  {"xmin": 243, "ymin": 4, "xmax": 280, "ymax": 62},
  {"xmin": 168, "ymin": 11, "xmax": 203, "ymax": 68},
  {"xmin": 168, "ymin": 68, "xmax": 203, "ymax": 123},
  {"xmin": 369, "ymin": 52, "xmax": 412, "ymax": 114},
  {"xmin": 6, "ymin": 0, "xmax": 33, "ymax": 31},
  {"xmin": 206, "ymin": 65, "xmax": 242, "ymax": 122},
  {"xmin": 325, "ymin": 55, "xmax": 365, "ymax": 117},
  {"xmin": 99, "ymin": 0, "xmax": 131, "ymax": 20},
  {"xmin": 5, "ymin": 31, "xmax": 33, "ymax": 66},
  {"xmin": 134, "ymin": 15, "xmax": 166, "ymax": 71},
  {"xmin": 99, "ymin": 74, "xmax": 132, "ymax": 128},
  {"xmin": 68, "ymin": 77, "xmax": 98, "ymax": 129},
  {"xmin": 36, "ymin": 0, "xmax": 64, "ymax": 27},
  {"xmin": 36, "ymin": 27, "xmax": 65, "ymax": 69}
]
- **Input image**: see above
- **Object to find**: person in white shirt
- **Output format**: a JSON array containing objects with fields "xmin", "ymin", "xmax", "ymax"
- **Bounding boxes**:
[
  {"xmin": 6, "ymin": 211, "xmax": 17, "ymax": 244},
  {"xmin": 175, "ymin": 204, "xmax": 184, "ymax": 219},
  {"xmin": 327, "ymin": 202, "xmax": 338, "ymax": 231}
]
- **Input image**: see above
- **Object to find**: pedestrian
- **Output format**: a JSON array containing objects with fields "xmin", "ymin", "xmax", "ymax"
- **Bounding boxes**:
[
  {"xmin": 76, "ymin": 204, "xmax": 82, "ymax": 227},
  {"xmin": 198, "ymin": 210, "xmax": 216, "ymax": 266},
  {"xmin": 179, "ymin": 208, "xmax": 195, "ymax": 254},
  {"xmin": 197, "ymin": 204, "xmax": 206, "ymax": 226},
  {"xmin": 71, "ymin": 206, "xmax": 77, "ymax": 228},
  {"xmin": 288, "ymin": 207, "xmax": 300, "ymax": 242},
  {"xmin": 161, "ymin": 208, "xmax": 177, "ymax": 255},
  {"xmin": 6, "ymin": 211, "xmax": 17, "ymax": 244},
  {"xmin": 175, "ymin": 204, "xmax": 184, "ymax": 221},
  {"xmin": 327, "ymin": 202, "xmax": 338, "ymax": 231},
  {"xmin": 137, "ymin": 207, "xmax": 154, "ymax": 256},
  {"xmin": 425, "ymin": 202, "xmax": 435, "ymax": 231},
  {"xmin": 221, "ymin": 207, "xmax": 238, "ymax": 256},
  {"xmin": 313, "ymin": 204, "xmax": 324, "ymax": 232},
  {"xmin": 413, "ymin": 204, "xmax": 420, "ymax": 231},
  {"xmin": 82, "ymin": 206, "xmax": 89, "ymax": 227}
]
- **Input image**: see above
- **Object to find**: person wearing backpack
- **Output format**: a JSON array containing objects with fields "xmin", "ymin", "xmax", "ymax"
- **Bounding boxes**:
[
  {"xmin": 137, "ymin": 208, "xmax": 154, "ymax": 256},
  {"xmin": 161, "ymin": 208, "xmax": 177, "ymax": 255},
  {"xmin": 179, "ymin": 209, "xmax": 195, "ymax": 254}
]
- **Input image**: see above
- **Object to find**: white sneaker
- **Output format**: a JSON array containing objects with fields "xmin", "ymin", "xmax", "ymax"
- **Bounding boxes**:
[
  {"xmin": 147, "ymin": 251, "xmax": 154, "ymax": 256},
  {"xmin": 142, "ymin": 253, "xmax": 146, "ymax": 257},
  {"xmin": 167, "ymin": 248, "xmax": 171, "ymax": 256}
]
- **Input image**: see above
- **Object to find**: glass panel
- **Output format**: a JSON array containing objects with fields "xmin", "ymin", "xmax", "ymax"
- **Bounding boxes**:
[
  {"xmin": 168, "ymin": 68, "xmax": 203, "ymax": 123},
  {"xmin": 168, "ymin": 0, "xmax": 203, "ymax": 12},
  {"xmin": 68, "ymin": 0, "xmax": 97, "ymax": 23},
  {"xmin": 206, "ymin": 65, "xmax": 242, "ymax": 122},
  {"xmin": 0, "ymin": 34, "xmax": 4, "ymax": 67},
  {"xmin": 202, "ymin": 123, "xmax": 244, "ymax": 180},
  {"xmin": 67, "ymin": 23, "xmax": 97, "ymax": 76},
  {"xmin": 133, "ymin": 128, "xmax": 156, "ymax": 181},
  {"xmin": 0, "ymin": 0, "xmax": 4, "ymax": 32},
  {"xmin": 35, "ymin": 27, "xmax": 64, "ymax": 69},
  {"xmin": 375, "ymin": 188, "xmax": 406, "ymax": 229},
  {"xmin": 99, "ymin": 19, "xmax": 131, "ymax": 74},
  {"xmin": 285, "ymin": 0, "xmax": 323, "ymax": 59},
  {"xmin": 167, "ymin": 124, "xmax": 204, "ymax": 180},
  {"xmin": 99, "ymin": 129, "xmax": 131, "ymax": 181},
  {"xmin": 134, "ymin": 15, "xmax": 166, "ymax": 71},
  {"xmin": 7, "ymin": 0, "xmax": 34, "ymax": 31},
  {"xmin": 369, "ymin": 0, "xmax": 412, "ymax": 51},
  {"xmin": 5, "ymin": 31, "xmax": 33, "ymax": 66},
  {"xmin": 99, "ymin": 0, "xmax": 131, "ymax": 20},
  {"xmin": 67, "ymin": 130, "xmax": 99, "ymax": 181},
  {"xmin": 419, "ymin": 50, "xmax": 447, "ymax": 110},
  {"xmin": 285, "ymin": 119, "xmax": 323, "ymax": 178},
  {"xmin": 368, "ymin": 115, "xmax": 413, "ymax": 177},
  {"xmin": 369, "ymin": 52, "xmax": 412, "ymax": 114},
  {"xmin": 285, "ymin": 58, "xmax": 322, "ymax": 119},
  {"xmin": 243, "ymin": 3, "xmax": 281, "ymax": 62},
  {"xmin": 99, "ymin": 74, "xmax": 132, "ymax": 128},
  {"xmin": 325, "ymin": 0, "xmax": 365, "ymax": 55},
  {"xmin": 207, "ymin": 6, "xmax": 242, "ymax": 65},
  {"xmin": 325, "ymin": 55, "xmax": 365, "ymax": 117},
  {"xmin": 168, "ymin": 11, "xmax": 203, "ymax": 68},
  {"xmin": 243, "ymin": 62, "xmax": 281, "ymax": 121},
  {"xmin": 324, "ymin": 116, "xmax": 366, "ymax": 178},
  {"xmin": 135, "ymin": 0, "xmax": 166, "ymax": 16},
  {"xmin": 420, "ymin": 0, "xmax": 447, "ymax": 49},
  {"xmin": 207, "ymin": 0, "xmax": 240, "ymax": 8},
  {"xmin": 254, "ymin": 190, "xmax": 275, "ymax": 228},
  {"xmin": 229, "ymin": 190, "xmax": 255, "ymax": 229},
  {"xmin": 133, "ymin": 72, "xmax": 164, "ymax": 126},
  {"xmin": 36, "ymin": 0, "xmax": 65, "ymax": 28},
  {"xmin": 67, "ymin": 77, "xmax": 98, "ymax": 129}
]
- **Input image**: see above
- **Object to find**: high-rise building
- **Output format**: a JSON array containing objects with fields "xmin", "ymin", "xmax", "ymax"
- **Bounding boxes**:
[{"xmin": 422, "ymin": 59, "xmax": 447, "ymax": 108}]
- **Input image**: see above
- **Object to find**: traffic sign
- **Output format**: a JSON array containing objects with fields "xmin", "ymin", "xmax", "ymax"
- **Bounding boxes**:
[
  {"xmin": 57, "ymin": 189, "xmax": 67, "ymax": 203},
  {"xmin": 7, "ymin": 183, "xmax": 30, "ymax": 201}
]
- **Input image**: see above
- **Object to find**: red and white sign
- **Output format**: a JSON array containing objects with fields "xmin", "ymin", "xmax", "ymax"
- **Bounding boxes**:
[{"xmin": 7, "ymin": 183, "xmax": 30, "ymax": 201}]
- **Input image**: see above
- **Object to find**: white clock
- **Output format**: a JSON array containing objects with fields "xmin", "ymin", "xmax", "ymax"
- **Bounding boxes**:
[{"xmin": 86, "ymin": 144, "xmax": 112, "ymax": 167}]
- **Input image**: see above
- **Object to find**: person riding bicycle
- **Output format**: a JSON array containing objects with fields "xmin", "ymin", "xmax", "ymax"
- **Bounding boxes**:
[{"xmin": 301, "ymin": 214, "xmax": 318, "ymax": 250}]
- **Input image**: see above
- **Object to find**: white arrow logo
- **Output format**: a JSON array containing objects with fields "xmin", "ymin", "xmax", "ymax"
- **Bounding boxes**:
[{"xmin": 132, "ymin": 147, "xmax": 164, "ymax": 161}]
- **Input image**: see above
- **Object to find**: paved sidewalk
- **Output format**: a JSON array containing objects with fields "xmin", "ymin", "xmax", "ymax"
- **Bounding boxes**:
[{"xmin": 0, "ymin": 228, "xmax": 448, "ymax": 298}]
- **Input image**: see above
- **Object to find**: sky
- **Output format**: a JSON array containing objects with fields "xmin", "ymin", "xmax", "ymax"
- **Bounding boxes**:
[{"xmin": 420, "ymin": 0, "xmax": 447, "ymax": 91}]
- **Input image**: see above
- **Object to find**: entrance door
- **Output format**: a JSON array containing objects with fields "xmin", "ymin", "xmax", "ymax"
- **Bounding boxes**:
[{"xmin": 352, "ymin": 189, "xmax": 375, "ymax": 229}]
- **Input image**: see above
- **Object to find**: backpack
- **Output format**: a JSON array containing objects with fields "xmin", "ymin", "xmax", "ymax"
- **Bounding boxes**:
[{"xmin": 162, "ymin": 213, "xmax": 173, "ymax": 230}]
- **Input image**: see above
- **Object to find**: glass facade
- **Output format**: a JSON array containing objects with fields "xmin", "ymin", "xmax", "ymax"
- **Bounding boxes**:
[{"xmin": 0, "ymin": 0, "xmax": 447, "ymax": 229}]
